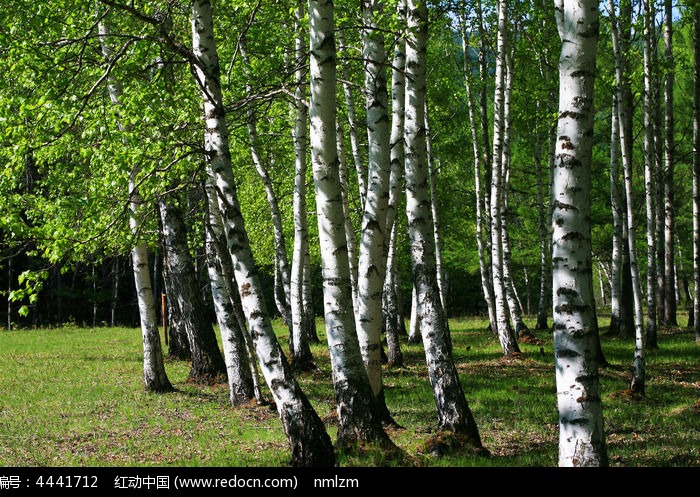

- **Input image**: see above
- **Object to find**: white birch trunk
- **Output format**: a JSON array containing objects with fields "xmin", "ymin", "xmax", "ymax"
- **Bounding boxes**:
[
  {"xmin": 356, "ymin": 0, "xmax": 392, "ymax": 409},
  {"xmin": 408, "ymin": 286, "xmax": 420, "ymax": 343},
  {"xmin": 308, "ymin": 0, "xmax": 389, "ymax": 445},
  {"xmin": 335, "ymin": 122, "xmax": 360, "ymax": 316},
  {"xmin": 383, "ymin": 0, "xmax": 406, "ymax": 357},
  {"xmin": 608, "ymin": 89, "xmax": 623, "ymax": 335},
  {"xmin": 552, "ymin": 0, "xmax": 607, "ymax": 467},
  {"xmin": 535, "ymin": 111, "xmax": 554, "ymax": 331},
  {"xmin": 694, "ymin": 3, "xmax": 700, "ymax": 343},
  {"xmin": 98, "ymin": 18, "xmax": 172, "ymax": 393},
  {"xmin": 383, "ymin": 220, "xmax": 403, "ymax": 367},
  {"xmin": 663, "ymin": 0, "xmax": 677, "ymax": 327},
  {"xmin": 203, "ymin": 179, "xmax": 258, "ymax": 404},
  {"xmin": 191, "ymin": 0, "xmax": 334, "ymax": 466},
  {"xmin": 425, "ymin": 105, "xmax": 449, "ymax": 324},
  {"xmin": 476, "ymin": 0, "xmax": 493, "ymax": 277},
  {"xmin": 302, "ymin": 246, "xmax": 319, "ymax": 343},
  {"xmin": 609, "ymin": 0, "xmax": 646, "ymax": 394},
  {"xmin": 490, "ymin": 0, "xmax": 519, "ymax": 355},
  {"xmin": 459, "ymin": 18, "xmax": 496, "ymax": 329},
  {"xmin": 643, "ymin": 0, "xmax": 658, "ymax": 344},
  {"xmin": 404, "ymin": 0, "xmax": 482, "ymax": 444},
  {"xmin": 499, "ymin": 47, "xmax": 528, "ymax": 339},
  {"xmin": 337, "ymin": 31, "xmax": 368, "ymax": 207},
  {"xmin": 290, "ymin": 0, "xmax": 314, "ymax": 368}
]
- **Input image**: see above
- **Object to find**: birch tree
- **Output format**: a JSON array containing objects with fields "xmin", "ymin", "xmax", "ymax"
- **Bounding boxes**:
[
  {"xmin": 663, "ymin": 0, "xmax": 677, "ymax": 327},
  {"xmin": 98, "ymin": 16, "xmax": 172, "ymax": 393},
  {"xmin": 608, "ymin": 87, "xmax": 624, "ymax": 338},
  {"xmin": 187, "ymin": 0, "xmax": 335, "ymax": 465},
  {"xmin": 158, "ymin": 196, "xmax": 228, "ymax": 384},
  {"xmin": 607, "ymin": 0, "xmax": 635, "ymax": 340},
  {"xmin": 355, "ymin": 0, "xmax": 395, "ymax": 423},
  {"xmin": 490, "ymin": 0, "xmax": 520, "ymax": 356},
  {"xmin": 383, "ymin": 0, "xmax": 407, "ymax": 366},
  {"xmin": 308, "ymin": 0, "xmax": 392, "ymax": 449},
  {"xmin": 458, "ymin": 11, "xmax": 496, "ymax": 330},
  {"xmin": 694, "ymin": 0, "xmax": 700, "ymax": 344},
  {"xmin": 203, "ymin": 177, "xmax": 259, "ymax": 404},
  {"xmin": 552, "ymin": 0, "xmax": 607, "ymax": 467},
  {"xmin": 498, "ymin": 43, "xmax": 530, "ymax": 341},
  {"xmin": 240, "ymin": 39, "xmax": 293, "ymax": 335},
  {"xmin": 337, "ymin": 31, "xmax": 368, "ymax": 208},
  {"xmin": 609, "ymin": 0, "xmax": 646, "ymax": 394},
  {"xmin": 425, "ymin": 104, "xmax": 450, "ymax": 333},
  {"xmin": 404, "ymin": 0, "xmax": 482, "ymax": 448},
  {"xmin": 643, "ymin": 0, "xmax": 658, "ymax": 348},
  {"xmin": 289, "ymin": 0, "xmax": 315, "ymax": 370}
]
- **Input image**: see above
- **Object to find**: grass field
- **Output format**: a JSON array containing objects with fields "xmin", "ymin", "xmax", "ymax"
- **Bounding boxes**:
[{"xmin": 1, "ymin": 316, "xmax": 698, "ymax": 467}]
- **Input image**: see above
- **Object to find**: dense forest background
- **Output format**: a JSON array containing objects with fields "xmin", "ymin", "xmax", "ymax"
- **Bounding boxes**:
[{"xmin": 0, "ymin": 0, "xmax": 696, "ymax": 331}]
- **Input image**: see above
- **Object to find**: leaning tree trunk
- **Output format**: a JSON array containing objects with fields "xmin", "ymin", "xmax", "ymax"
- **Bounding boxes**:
[
  {"xmin": 404, "ymin": 0, "xmax": 482, "ymax": 448},
  {"xmin": 191, "ymin": 0, "xmax": 334, "ymax": 466},
  {"xmin": 308, "ymin": 0, "xmax": 391, "ymax": 449},
  {"xmin": 552, "ymin": 0, "xmax": 608, "ymax": 467},
  {"xmin": 203, "ymin": 179, "xmax": 257, "ymax": 405},
  {"xmin": 159, "ymin": 197, "xmax": 228, "ymax": 385},
  {"xmin": 98, "ymin": 17, "xmax": 172, "ymax": 393}
]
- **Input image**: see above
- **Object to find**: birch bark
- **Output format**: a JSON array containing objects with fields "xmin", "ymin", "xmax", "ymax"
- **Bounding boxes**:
[
  {"xmin": 308, "ymin": 0, "xmax": 390, "ymax": 447},
  {"xmin": 552, "ymin": 0, "xmax": 607, "ymax": 467},
  {"xmin": 355, "ymin": 0, "xmax": 393, "ymax": 422},
  {"xmin": 694, "ymin": 2, "xmax": 700, "ymax": 343},
  {"xmin": 459, "ymin": 17, "xmax": 495, "ymax": 329},
  {"xmin": 158, "ymin": 197, "xmax": 227, "ymax": 384},
  {"xmin": 191, "ymin": 0, "xmax": 334, "ymax": 466},
  {"xmin": 404, "ymin": 0, "xmax": 482, "ymax": 445},
  {"xmin": 203, "ymin": 179, "xmax": 258, "ymax": 404},
  {"xmin": 383, "ymin": 0, "xmax": 407, "ymax": 365},
  {"xmin": 98, "ymin": 17, "xmax": 172, "ymax": 393},
  {"xmin": 289, "ymin": 0, "xmax": 315, "ymax": 369},
  {"xmin": 643, "ymin": 0, "xmax": 658, "ymax": 347},
  {"xmin": 240, "ymin": 40, "xmax": 293, "ymax": 334},
  {"xmin": 663, "ymin": 0, "xmax": 677, "ymax": 327},
  {"xmin": 490, "ymin": 0, "xmax": 519, "ymax": 355}
]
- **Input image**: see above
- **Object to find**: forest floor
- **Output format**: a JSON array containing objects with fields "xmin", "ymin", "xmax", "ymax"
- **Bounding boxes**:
[{"xmin": 1, "ymin": 315, "xmax": 698, "ymax": 469}]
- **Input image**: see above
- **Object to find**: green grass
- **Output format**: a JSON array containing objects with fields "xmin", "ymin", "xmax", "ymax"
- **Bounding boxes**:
[{"xmin": 1, "ymin": 317, "xmax": 698, "ymax": 467}]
